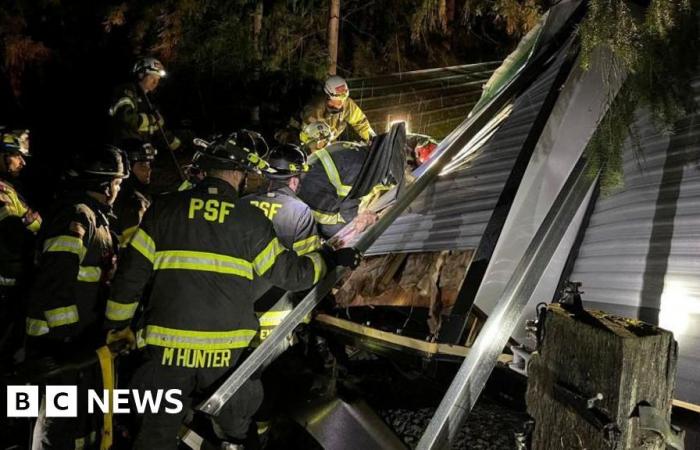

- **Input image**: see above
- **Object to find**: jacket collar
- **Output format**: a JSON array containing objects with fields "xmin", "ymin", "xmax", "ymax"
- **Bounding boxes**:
[{"xmin": 197, "ymin": 177, "xmax": 240, "ymax": 199}]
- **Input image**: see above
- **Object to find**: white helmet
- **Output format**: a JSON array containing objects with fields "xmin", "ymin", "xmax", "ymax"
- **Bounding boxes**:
[
  {"xmin": 132, "ymin": 57, "xmax": 167, "ymax": 79},
  {"xmin": 323, "ymin": 75, "xmax": 349, "ymax": 99},
  {"xmin": 300, "ymin": 121, "xmax": 333, "ymax": 148}
]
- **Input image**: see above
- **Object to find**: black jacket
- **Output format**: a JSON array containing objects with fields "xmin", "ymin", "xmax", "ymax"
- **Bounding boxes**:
[{"xmin": 105, "ymin": 177, "xmax": 326, "ymax": 360}]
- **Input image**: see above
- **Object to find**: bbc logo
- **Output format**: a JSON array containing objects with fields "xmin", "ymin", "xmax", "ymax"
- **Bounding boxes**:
[
  {"xmin": 7, "ymin": 386, "xmax": 77, "ymax": 417},
  {"xmin": 6, "ymin": 385, "xmax": 183, "ymax": 416}
]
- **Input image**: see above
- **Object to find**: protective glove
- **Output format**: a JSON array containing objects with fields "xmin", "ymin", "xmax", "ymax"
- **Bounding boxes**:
[
  {"xmin": 106, "ymin": 327, "xmax": 137, "ymax": 352},
  {"xmin": 320, "ymin": 245, "xmax": 362, "ymax": 270}
]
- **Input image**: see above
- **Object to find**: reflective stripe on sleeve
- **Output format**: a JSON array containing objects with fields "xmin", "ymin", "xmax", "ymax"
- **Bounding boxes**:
[
  {"xmin": 44, "ymin": 305, "xmax": 79, "ymax": 328},
  {"xmin": 77, "ymin": 266, "xmax": 102, "ymax": 283},
  {"xmin": 26, "ymin": 317, "xmax": 49, "ymax": 336},
  {"xmin": 292, "ymin": 235, "xmax": 322, "ymax": 256},
  {"xmin": 26, "ymin": 217, "xmax": 41, "ymax": 233},
  {"xmin": 119, "ymin": 225, "xmax": 139, "ymax": 248},
  {"xmin": 304, "ymin": 252, "xmax": 326, "ymax": 284},
  {"xmin": 144, "ymin": 325, "xmax": 257, "ymax": 350},
  {"xmin": 43, "ymin": 235, "xmax": 86, "ymax": 259},
  {"xmin": 130, "ymin": 229, "xmax": 156, "ymax": 263},
  {"xmin": 252, "ymin": 238, "xmax": 286, "ymax": 276},
  {"xmin": 311, "ymin": 210, "xmax": 346, "ymax": 225},
  {"xmin": 108, "ymin": 97, "xmax": 136, "ymax": 116},
  {"xmin": 105, "ymin": 299, "xmax": 139, "ymax": 322},
  {"xmin": 256, "ymin": 310, "xmax": 291, "ymax": 328},
  {"xmin": 154, "ymin": 250, "xmax": 253, "ymax": 279},
  {"xmin": 137, "ymin": 113, "xmax": 151, "ymax": 132},
  {"xmin": 316, "ymin": 149, "xmax": 352, "ymax": 198}
]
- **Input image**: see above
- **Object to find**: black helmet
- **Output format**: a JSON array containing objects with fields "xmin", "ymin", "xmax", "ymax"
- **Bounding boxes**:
[
  {"xmin": 132, "ymin": 57, "xmax": 166, "ymax": 79},
  {"xmin": 1, "ymin": 129, "xmax": 30, "ymax": 157},
  {"xmin": 193, "ymin": 133, "xmax": 269, "ymax": 173},
  {"xmin": 121, "ymin": 139, "xmax": 157, "ymax": 164},
  {"xmin": 69, "ymin": 145, "xmax": 129, "ymax": 195},
  {"xmin": 235, "ymin": 129, "xmax": 269, "ymax": 159},
  {"xmin": 265, "ymin": 144, "xmax": 309, "ymax": 179}
]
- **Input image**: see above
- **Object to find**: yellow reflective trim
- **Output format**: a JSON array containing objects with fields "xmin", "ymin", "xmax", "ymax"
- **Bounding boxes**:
[
  {"xmin": 177, "ymin": 180, "xmax": 194, "ymax": 191},
  {"xmin": 312, "ymin": 210, "xmax": 346, "ymax": 225},
  {"xmin": 44, "ymin": 305, "xmax": 79, "ymax": 328},
  {"xmin": 292, "ymin": 235, "xmax": 322, "ymax": 256},
  {"xmin": 137, "ymin": 113, "xmax": 151, "ymax": 132},
  {"xmin": 316, "ymin": 149, "xmax": 352, "ymax": 197},
  {"xmin": 305, "ymin": 252, "xmax": 326, "ymax": 284},
  {"xmin": 144, "ymin": 325, "xmax": 257, "ymax": 350},
  {"xmin": 256, "ymin": 310, "xmax": 291, "ymax": 328},
  {"xmin": 77, "ymin": 266, "xmax": 102, "ymax": 283},
  {"xmin": 43, "ymin": 235, "xmax": 86, "ymax": 260},
  {"xmin": 26, "ymin": 317, "xmax": 49, "ymax": 336},
  {"xmin": 130, "ymin": 228, "xmax": 156, "ymax": 263},
  {"xmin": 108, "ymin": 97, "xmax": 136, "ymax": 116},
  {"xmin": 105, "ymin": 299, "xmax": 139, "ymax": 322},
  {"xmin": 154, "ymin": 250, "xmax": 253, "ymax": 279},
  {"xmin": 252, "ymin": 238, "xmax": 286, "ymax": 276},
  {"xmin": 119, "ymin": 225, "xmax": 139, "ymax": 248},
  {"xmin": 26, "ymin": 217, "xmax": 41, "ymax": 233}
]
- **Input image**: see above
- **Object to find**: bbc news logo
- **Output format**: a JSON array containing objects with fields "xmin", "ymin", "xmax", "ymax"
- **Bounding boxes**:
[{"xmin": 6, "ymin": 386, "xmax": 183, "ymax": 417}]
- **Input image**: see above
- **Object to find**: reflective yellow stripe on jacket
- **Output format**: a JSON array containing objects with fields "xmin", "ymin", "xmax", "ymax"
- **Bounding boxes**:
[
  {"xmin": 292, "ymin": 235, "xmax": 322, "ymax": 256},
  {"xmin": 105, "ymin": 299, "xmax": 139, "ymax": 322},
  {"xmin": 26, "ymin": 317, "xmax": 49, "ymax": 336},
  {"xmin": 154, "ymin": 250, "xmax": 254, "ymax": 279},
  {"xmin": 144, "ymin": 325, "xmax": 257, "ymax": 350},
  {"xmin": 130, "ymin": 229, "xmax": 156, "ymax": 263},
  {"xmin": 77, "ymin": 266, "xmax": 102, "ymax": 283},
  {"xmin": 311, "ymin": 210, "xmax": 346, "ymax": 225},
  {"xmin": 44, "ymin": 305, "xmax": 79, "ymax": 328},
  {"xmin": 315, "ymin": 149, "xmax": 352, "ymax": 198},
  {"xmin": 252, "ymin": 238, "xmax": 286, "ymax": 276},
  {"xmin": 43, "ymin": 235, "xmax": 86, "ymax": 260}
]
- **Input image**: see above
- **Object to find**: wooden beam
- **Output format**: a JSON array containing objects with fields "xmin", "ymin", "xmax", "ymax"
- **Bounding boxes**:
[{"xmin": 315, "ymin": 313, "xmax": 511, "ymax": 363}]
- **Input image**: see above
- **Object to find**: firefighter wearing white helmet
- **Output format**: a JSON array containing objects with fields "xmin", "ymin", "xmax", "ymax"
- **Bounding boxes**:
[
  {"xmin": 108, "ymin": 56, "xmax": 181, "ymax": 151},
  {"xmin": 275, "ymin": 75, "xmax": 375, "ymax": 145}
]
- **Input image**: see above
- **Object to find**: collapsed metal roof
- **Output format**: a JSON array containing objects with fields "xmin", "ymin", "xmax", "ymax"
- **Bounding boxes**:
[{"xmin": 364, "ymin": 50, "xmax": 565, "ymax": 256}]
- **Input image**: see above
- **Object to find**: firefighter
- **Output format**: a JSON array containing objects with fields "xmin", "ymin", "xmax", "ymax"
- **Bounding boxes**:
[
  {"xmin": 275, "ymin": 76, "xmax": 375, "ymax": 145},
  {"xmin": 0, "ymin": 129, "xmax": 40, "ymax": 365},
  {"xmin": 297, "ymin": 123, "xmax": 407, "ymax": 239},
  {"xmin": 104, "ymin": 133, "xmax": 356, "ymax": 449},
  {"xmin": 108, "ymin": 57, "xmax": 180, "ymax": 150},
  {"xmin": 26, "ymin": 146, "xmax": 128, "ymax": 450},
  {"xmin": 113, "ymin": 139, "xmax": 157, "ymax": 248},
  {"xmin": 245, "ymin": 144, "xmax": 322, "ymax": 342},
  {"xmin": 299, "ymin": 121, "xmax": 333, "ymax": 155}
]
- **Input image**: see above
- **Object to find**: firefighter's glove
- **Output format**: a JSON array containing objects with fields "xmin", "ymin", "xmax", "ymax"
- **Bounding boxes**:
[
  {"xmin": 321, "ymin": 245, "xmax": 362, "ymax": 270},
  {"xmin": 106, "ymin": 327, "xmax": 137, "ymax": 352}
]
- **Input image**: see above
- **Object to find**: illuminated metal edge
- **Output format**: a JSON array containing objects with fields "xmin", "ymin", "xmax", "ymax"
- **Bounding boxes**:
[
  {"xmin": 197, "ymin": 23, "xmax": 571, "ymax": 417},
  {"xmin": 415, "ymin": 157, "xmax": 597, "ymax": 449}
]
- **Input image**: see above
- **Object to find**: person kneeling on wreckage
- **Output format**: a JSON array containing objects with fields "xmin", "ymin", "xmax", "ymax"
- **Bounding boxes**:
[
  {"xmin": 296, "ymin": 121, "xmax": 408, "ymax": 240},
  {"xmin": 104, "ymin": 133, "xmax": 359, "ymax": 449}
]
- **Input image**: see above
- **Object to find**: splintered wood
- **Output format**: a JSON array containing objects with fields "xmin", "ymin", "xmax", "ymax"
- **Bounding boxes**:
[
  {"xmin": 334, "ymin": 250, "xmax": 473, "ymax": 334},
  {"xmin": 527, "ymin": 304, "xmax": 680, "ymax": 450}
]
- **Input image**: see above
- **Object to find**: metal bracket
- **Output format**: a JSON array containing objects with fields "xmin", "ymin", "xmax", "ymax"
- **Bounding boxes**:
[
  {"xmin": 552, "ymin": 382, "xmax": 621, "ymax": 447},
  {"xmin": 638, "ymin": 405, "xmax": 685, "ymax": 450},
  {"xmin": 509, "ymin": 345, "xmax": 533, "ymax": 377}
]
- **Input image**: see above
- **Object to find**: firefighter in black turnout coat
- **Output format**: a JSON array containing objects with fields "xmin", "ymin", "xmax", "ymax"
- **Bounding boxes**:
[{"xmin": 105, "ymin": 134, "xmax": 332, "ymax": 448}]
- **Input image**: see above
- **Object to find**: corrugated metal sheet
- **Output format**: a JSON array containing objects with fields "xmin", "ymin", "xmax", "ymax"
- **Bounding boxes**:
[
  {"xmin": 569, "ymin": 78, "xmax": 700, "ymax": 405},
  {"xmin": 348, "ymin": 62, "xmax": 500, "ymax": 139},
  {"xmin": 365, "ymin": 55, "xmax": 564, "ymax": 256}
]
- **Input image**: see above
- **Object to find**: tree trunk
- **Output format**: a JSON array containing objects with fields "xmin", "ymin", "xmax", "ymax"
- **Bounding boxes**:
[
  {"xmin": 327, "ymin": 0, "xmax": 340, "ymax": 75},
  {"xmin": 526, "ymin": 304, "xmax": 680, "ymax": 449},
  {"xmin": 251, "ymin": 0, "xmax": 263, "ymax": 125}
]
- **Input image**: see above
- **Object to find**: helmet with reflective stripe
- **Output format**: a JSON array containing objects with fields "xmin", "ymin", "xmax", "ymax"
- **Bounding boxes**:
[
  {"xmin": 193, "ymin": 132, "xmax": 269, "ymax": 173},
  {"xmin": 132, "ymin": 57, "xmax": 167, "ymax": 79},
  {"xmin": 323, "ymin": 75, "xmax": 349, "ymax": 100},
  {"xmin": 120, "ymin": 139, "xmax": 157, "ymax": 164},
  {"xmin": 265, "ymin": 144, "xmax": 308, "ymax": 179},
  {"xmin": 300, "ymin": 121, "xmax": 332, "ymax": 149},
  {"xmin": 0, "ymin": 129, "xmax": 30, "ymax": 157}
]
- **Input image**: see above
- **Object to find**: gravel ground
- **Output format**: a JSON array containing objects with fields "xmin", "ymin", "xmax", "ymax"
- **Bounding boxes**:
[{"xmin": 379, "ymin": 396, "xmax": 529, "ymax": 449}]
